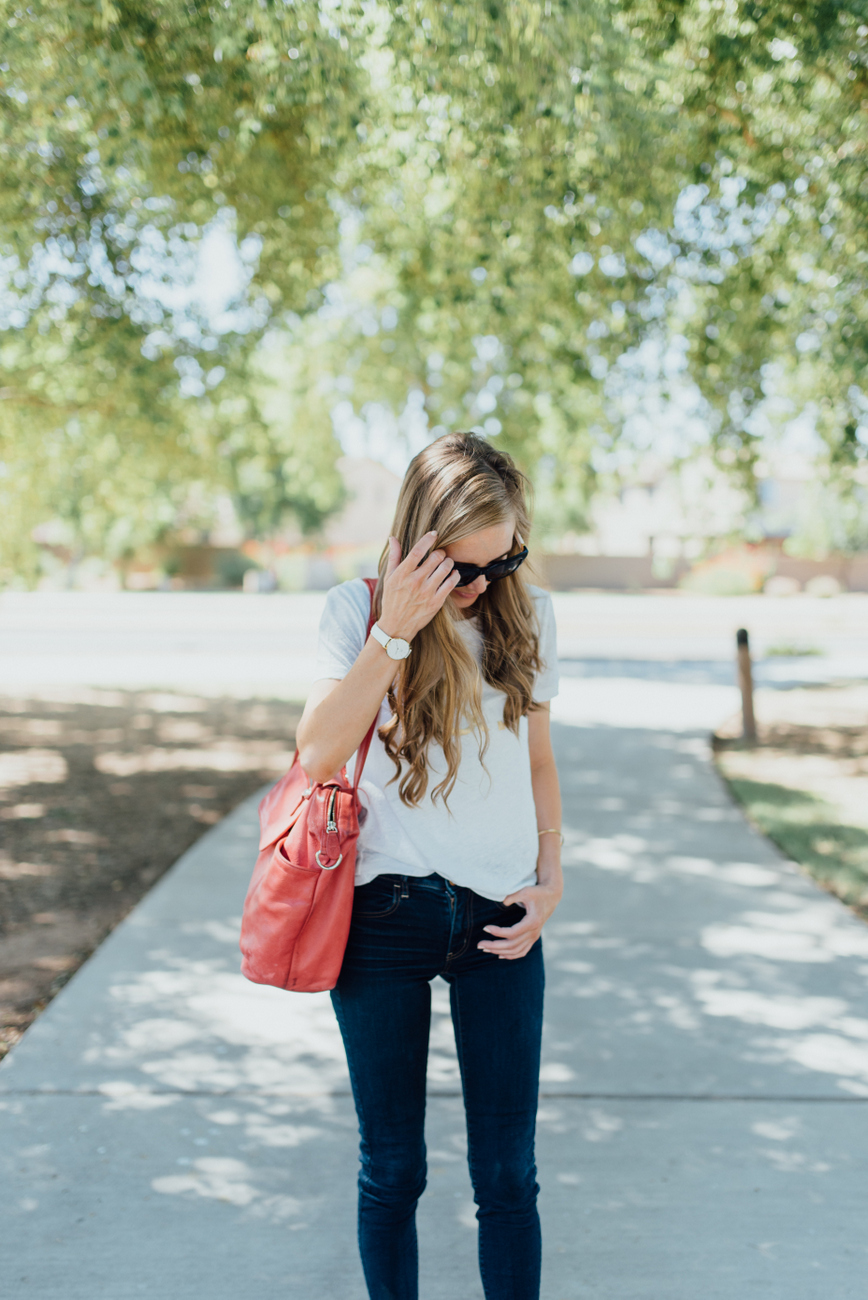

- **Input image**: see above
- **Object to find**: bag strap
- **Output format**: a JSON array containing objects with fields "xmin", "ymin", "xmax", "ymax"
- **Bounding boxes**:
[{"xmin": 352, "ymin": 577, "xmax": 380, "ymax": 793}]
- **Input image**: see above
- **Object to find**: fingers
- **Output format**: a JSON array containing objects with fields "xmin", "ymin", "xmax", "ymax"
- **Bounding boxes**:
[
  {"xmin": 440, "ymin": 567, "xmax": 463, "ymax": 596},
  {"xmin": 403, "ymin": 529, "xmax": 438, "ymax": 570},
  {"xmin": 417, "ymin": 547, "xmax": 453, "ymax": 584},
  {"xmin": 425, "ymin": 554, "xmax": 456, "ymax": 588},
  {"xmin": 380, "ymin": 528, "xmax": 463, "ymax": 639},
  {"xmin": 403, "ymin": 533, "xmax": 457, "ymax": 585},
  {"xmin": 477, "ymin": 885, "xmax": 553, "ymax": 959},
  {"xmin": 425, "ymin": 565, "xmax": 461, "ymax": 617},
  {"xmin": 400, "ymin": 533, "xmax": 459, "ymax": 594},
  {"xmin": 391, "ymin": 531, "xmax": 461, "ymax": 586},
  {"xmin": 481, "ymin": 918, "xmax": 533, "ymax": 939},
  {"xmin": 478, "ymin": 935, "xmax": 538, "ymax": 960},
  {"xmin": 478, "ymin": 907, "xmax": 537, "ymax": 959},
  {"xmin": 384, "ymin": 536, "xmax": 402, "ymax": 580}
]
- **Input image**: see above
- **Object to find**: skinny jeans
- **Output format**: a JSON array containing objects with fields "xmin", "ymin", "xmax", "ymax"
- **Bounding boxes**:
[{"xmin": 330, "ymin": 872, "xmax": 544, "ymax": 1300}]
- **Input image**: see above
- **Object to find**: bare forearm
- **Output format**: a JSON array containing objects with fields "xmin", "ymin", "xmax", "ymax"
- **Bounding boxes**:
[
  {"xmin": 483, "ymin": 749, "xmax": 563, "ymax": 959},
  {"xmin": 531, "ymin": 755, "xmax": 563, "ymax": 892},
  {"xmin": 296, "ymin": 638, "xmax": 395, "ymax": 782}
]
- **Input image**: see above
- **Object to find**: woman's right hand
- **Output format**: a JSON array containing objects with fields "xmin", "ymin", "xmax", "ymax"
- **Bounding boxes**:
[{"xmin": 379, "ymin": 530, "xmax": 462, "ymax": 641}]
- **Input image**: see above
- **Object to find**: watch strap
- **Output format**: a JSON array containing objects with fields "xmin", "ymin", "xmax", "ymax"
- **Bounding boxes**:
[{"xmin": 370, "ymin": 622, "xmax": 391, "ymax": 652}]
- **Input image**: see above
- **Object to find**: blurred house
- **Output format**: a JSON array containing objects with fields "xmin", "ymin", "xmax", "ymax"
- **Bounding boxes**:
[
  {"xmin": 322, "ymin": 457, "xmax": 402, "ymax": 549},
  {"xmin": 106, "ymin": 457, "xmax": 401, "ymax": 592},
  {"xmin": 536, "ymin": 454, "xmax": 868, "ymax": 593},
  {"xmin": 291, "ymin": 456, "xmax": 402, "ymax": 589},
  {"xmin": 83, "ymin": 449, "xmax": 865, "ymax": 594}
]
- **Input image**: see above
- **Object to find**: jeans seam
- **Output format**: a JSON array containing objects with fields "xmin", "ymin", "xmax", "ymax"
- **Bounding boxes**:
[
  {"xmin": 354, "ymin": 904, "xmax": 400, "ymax": 918},
  {"xmin": 354, "ymin": 882, "xmax": 401, "ymax": 918},
  {"xmin": 443, "ymin": 879, "xmax": 457, "ymax": 966},
  {"xmin": 446, "ymin": 888, "xmax": 473, "ymax": 963}
]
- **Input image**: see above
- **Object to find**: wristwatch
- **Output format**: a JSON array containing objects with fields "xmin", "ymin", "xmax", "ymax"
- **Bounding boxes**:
[{"xmin": 370, "ymin": 622, "xmax": 412, "ymax": 661}]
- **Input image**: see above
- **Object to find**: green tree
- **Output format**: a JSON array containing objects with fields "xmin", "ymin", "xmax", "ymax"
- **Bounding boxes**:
[
  {"xmin": 2, "ymin": 0, "xmax": 867, "ymax": 581},
  {"xmin": 0, "ymin": 0, "xmax": 364, "ymax": 579},
  {"xmin": 663, "ymin": 0, "xmax": 868, "ymax": 489}
]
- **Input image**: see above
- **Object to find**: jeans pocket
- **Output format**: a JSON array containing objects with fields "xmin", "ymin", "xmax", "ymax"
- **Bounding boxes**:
[
  {"xmin": 495, "ymin": 900, "xmax": 527, "ymax": 927},
  {"xmin": 353, "ymin": 877, "xmax": 401, "ymax": 919}
]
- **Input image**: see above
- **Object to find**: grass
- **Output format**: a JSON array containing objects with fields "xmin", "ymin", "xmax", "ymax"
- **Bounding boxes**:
[
  {"xmin": 764, "ymin": 644, "xmax": 823, "ymax": 658},
  {"xmin": 721, "ymin": 774, "xmax": 868, "ymax": 915}
]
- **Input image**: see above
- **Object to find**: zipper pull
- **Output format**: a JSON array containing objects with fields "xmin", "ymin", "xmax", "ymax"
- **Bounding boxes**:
[{"xmin": 326, "ymin": 788, "xmax": 339, "ymax": 834}]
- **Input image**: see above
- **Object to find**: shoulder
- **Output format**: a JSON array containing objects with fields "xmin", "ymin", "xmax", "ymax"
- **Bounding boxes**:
[
  {"xmin": 526, "ymin": 584, "xmax": 555, "ymax": 624},
  {"xmin": 526, "ymin": 582, "xmax": 552, "ymax": 607},
  {"xmin": 319, "ymin": 578, "xmax": 374, "ymax": 640},
  {"xmin": 526, "ymin": 584, "xmax": 558, "ymax": 697},
  {"xmin": 315, "ymin": 579, "xmax": 375, "ymax": 678},
  {"xmin": 527, "ymin": 583, "xmax": 557, "ymax": 654},
  {"xmin": 324, "ymin": 577, "xmax": 372, "ymax": 618}
]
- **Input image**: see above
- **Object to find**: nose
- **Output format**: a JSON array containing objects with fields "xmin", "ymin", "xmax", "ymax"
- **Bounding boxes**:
[{"xmin": 467, "ymin": 575, "xmax": 488, "ymax": 596}]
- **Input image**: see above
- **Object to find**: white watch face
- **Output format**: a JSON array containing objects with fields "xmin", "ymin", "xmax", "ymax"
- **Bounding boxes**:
[{"xmin": 386, "ymin": 637, "xmax": 411, "ymax": 660}]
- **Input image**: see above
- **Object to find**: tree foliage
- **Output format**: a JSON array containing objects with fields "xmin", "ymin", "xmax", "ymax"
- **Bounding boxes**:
[
  {"xmin": 0, "ymin": 0, "xmax": 364, "ymax": 577},
  {"xmin": 2, "ymin": 0, "xmax": 867, "ymax": 579}
]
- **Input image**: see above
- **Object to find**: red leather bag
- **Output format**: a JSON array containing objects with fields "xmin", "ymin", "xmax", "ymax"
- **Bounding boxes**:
[{"xmin": 239, "ymin": 579, "xmax": 378, "ymax": 993}]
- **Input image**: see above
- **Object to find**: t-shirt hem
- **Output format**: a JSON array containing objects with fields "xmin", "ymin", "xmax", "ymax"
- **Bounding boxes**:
[
  {"xmin": 355, "ymin": 859, "xmax": 538, "ymax": 902},
  {"xmin": 312, "ymin": 666, "xmax": 348, "ymax": 683}
]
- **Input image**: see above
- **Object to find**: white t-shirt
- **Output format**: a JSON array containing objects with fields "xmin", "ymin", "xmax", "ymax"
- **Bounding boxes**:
[{"xmin": 313, "ymin": 579, "xmax": 559, "ymax": 901}]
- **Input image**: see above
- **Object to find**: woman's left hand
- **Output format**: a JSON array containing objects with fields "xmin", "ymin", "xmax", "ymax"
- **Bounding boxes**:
[{"xmin": 478, "ymin": 881, "xmax": 562, "ymax": 961}]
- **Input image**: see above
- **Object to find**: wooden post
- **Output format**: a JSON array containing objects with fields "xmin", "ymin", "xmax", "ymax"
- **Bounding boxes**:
[{"xmin": 736, "ymin": 628, "xmax": 757, "ymax": 742}]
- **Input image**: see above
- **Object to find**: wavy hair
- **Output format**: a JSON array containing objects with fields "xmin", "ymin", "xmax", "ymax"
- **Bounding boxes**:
[{"xmin": 374, "ymin": 432, "xmax": 543, "ymax": 807}]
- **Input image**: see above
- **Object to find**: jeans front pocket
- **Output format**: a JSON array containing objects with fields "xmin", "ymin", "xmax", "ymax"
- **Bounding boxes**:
[
  {"xmin": 495, "ymin": 899, "xmax": 527, "ymax": 929},
  {"xmin": 353, "ymin": 876, "xmax": 402, "ymax": 919}
]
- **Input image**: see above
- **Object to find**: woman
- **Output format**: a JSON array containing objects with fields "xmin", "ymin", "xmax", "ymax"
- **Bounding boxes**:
[{"xmin": 296, "ymin": 432, "xmax": 562, "ymax": 1300}]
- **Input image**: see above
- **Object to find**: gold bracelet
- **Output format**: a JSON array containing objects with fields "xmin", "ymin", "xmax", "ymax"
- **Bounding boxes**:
[{"xmin": 537, "ymin": 828, "xmax": 564, "ymax": 846}]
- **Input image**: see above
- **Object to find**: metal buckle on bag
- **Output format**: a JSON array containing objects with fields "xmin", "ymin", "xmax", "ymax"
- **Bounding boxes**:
[{"xmin": 316, "ymin": 851, "xmax": 343, "ymax": 871}]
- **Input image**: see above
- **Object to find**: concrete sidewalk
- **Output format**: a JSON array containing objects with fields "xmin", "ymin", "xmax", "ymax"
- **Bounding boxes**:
[{"xmin": 3, "ymin": 673, "xmax": 868, "ymax": 1297}]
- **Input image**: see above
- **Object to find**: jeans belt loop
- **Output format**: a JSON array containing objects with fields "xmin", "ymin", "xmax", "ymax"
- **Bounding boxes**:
[{"xmin": 400, "ymin": 876, "xmax": 409, "ymax": 899}]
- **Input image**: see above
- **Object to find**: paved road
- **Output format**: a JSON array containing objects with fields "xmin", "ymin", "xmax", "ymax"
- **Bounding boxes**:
[
  {"xmin": 2, "ymin": 590, "xmax": 867, "ymax": 698},
  {"xmin": 3, "ymin": 649, "xmax": 868, "ymax": 1297}
]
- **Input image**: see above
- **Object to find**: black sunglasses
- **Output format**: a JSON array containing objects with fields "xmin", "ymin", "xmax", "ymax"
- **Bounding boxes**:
[{"xmin": 451, "ymin": 546, "xmax": 529, "ymax": 589}]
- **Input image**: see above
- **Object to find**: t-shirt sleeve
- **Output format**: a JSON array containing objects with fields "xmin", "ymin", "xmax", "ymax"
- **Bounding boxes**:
[
  {"xmin": 532, "ymin": 590, "xmax": 559, "ymax": 702},
  {"xmin": 314, "ymin": 580, "xmax": 372, "ymax": 682}
]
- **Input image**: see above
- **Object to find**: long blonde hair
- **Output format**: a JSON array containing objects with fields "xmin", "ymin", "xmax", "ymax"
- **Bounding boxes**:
[{"xmin": 374, "ymin": 432, "xmax": 542, "ymax": 807}]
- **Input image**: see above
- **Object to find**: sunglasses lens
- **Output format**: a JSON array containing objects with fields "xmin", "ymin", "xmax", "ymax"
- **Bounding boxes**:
[
  {"xmin": 451, "ymin": 548, "xmax": 527, "ymax": 588},
  {"xmin": 488, "ymin": 550, "xmax": 527, "ymax": 582}
]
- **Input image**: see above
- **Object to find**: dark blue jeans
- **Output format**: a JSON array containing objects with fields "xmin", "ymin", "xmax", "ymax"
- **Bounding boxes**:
[{"xmin": 330, "ymin": 872, "xmax": 544, "ymax": 1300}]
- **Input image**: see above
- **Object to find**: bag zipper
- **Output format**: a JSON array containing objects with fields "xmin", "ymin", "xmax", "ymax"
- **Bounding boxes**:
[{"xmin": 326, "ymin": 788, "xmax": 338, "ymax": 834}]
